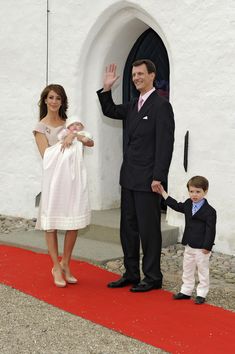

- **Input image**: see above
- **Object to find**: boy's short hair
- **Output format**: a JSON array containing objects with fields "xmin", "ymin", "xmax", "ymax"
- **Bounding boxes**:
[{"xmin": 187, "ymin": 176, "xmax": 209, "ymax": 191}]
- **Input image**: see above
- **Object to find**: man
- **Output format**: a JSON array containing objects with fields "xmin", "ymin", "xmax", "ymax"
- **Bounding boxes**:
[{"xmin": 97, "ymin": 59, "xmax": 175, "ymax": 292}]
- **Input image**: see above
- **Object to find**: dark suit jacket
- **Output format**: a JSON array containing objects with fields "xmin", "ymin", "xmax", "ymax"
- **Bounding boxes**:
[
  {"xmin": 97, "ymin": 89, "xmax": 175, "ymax": 191},
  {"xmin": 166, "ymin": 196, "xmax": 217, "ymax": 251}
]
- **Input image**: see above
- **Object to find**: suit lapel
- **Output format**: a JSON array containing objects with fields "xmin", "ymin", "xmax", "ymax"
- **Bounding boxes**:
[
  {"xmin": 191, "ymin": 199, "xmax": 209, "ymax": 218},
  {"xmin": 195, "ymin": 199, "xmax": 209, "ymax": 216},
  {"xmin": 126, "ymin": 99, "xmax": 138, "ymax": 135},
  {"xmin": 186, "ymin": 200, "xmax": 193, "ymax": 218},
  {"xmin": 138, "ymin": 90, "xmax": 156, "ymax": 115},
  {"xmin": 128, "ymin": 91, "xmax": 156, "ymax": 138}
]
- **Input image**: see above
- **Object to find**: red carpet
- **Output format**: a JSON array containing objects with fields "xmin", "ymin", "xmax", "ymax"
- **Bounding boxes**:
[{"xmin": 0, "ymin": 245, "xmax": 234, "ymax": 354}]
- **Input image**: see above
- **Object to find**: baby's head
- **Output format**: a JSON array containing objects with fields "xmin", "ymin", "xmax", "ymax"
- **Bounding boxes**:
[
  {"xmin": 66, "ymin": 115, "xmax": 84, "ymax": 132},
  {"xmin": 187, "ymin": 176, "xmax": 209, "ymax": 203}
]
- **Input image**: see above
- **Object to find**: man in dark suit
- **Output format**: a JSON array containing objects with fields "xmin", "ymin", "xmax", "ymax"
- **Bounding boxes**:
[
  {"xmin": 158, "ymin": 176, "xmax": 217, "ymax": 304},
  {"xmin": 97, "ymin": 60, "xmax": 175, "ymax": 292}
]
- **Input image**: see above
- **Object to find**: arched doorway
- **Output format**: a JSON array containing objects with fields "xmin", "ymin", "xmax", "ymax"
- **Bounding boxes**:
[
  {"xmin": 123, "ymin": 28, "xmax": 169, "ymax": 102},
  {"xmin": 123, "ymin": 28, "xmax": 170, "ymax": 210},
  {"xmin": 78, "ymin": 6, "xmax": 171, "ymax": 209}
]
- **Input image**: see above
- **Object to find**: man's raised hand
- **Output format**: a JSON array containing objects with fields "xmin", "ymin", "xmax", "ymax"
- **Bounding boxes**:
[{"xmin": 103, "ymin": 64, "xmax": 120, "ymax": 91}]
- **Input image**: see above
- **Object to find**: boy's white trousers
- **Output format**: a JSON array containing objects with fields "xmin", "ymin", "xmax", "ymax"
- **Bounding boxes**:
[{"xmin": 181, "ymin": 245, "xmax": 211, "ymax": 298}]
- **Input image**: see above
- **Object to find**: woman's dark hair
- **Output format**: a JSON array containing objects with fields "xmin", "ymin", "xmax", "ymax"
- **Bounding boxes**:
[{"xmin": 38, "ymin": 84, "xmax": 68, "ymax": 120}]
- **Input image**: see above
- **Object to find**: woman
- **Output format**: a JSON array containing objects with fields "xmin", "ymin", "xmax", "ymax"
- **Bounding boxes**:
[{"xmin": 33, "ymin": 84, "xmax": 93, "ymax": 287}]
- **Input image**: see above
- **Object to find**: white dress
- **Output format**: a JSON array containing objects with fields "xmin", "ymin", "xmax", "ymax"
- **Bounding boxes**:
[{"xmin": 33, "ymin": 122, "xmax": 91, "ymax": 230}]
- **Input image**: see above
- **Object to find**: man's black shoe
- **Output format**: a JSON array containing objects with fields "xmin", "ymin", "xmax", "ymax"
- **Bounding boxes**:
[
  {"xmin": 130, "ymin": 281, "xmax": 162, "ymax": 293},
  {"xmin": 107, "ymin": 277, "xmax": 138, "ymax": 288},
  {"xmin": 195, "ymin": 296, "xmax": 205, "ymax": 304},
  {"xmin": 173, "ymin": 292, "xmax": 191, "ymax": 300}
]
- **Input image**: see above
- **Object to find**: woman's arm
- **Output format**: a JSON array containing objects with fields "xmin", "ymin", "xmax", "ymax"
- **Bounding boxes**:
[
  {"xmin": 82, "ymin": 137, "xmax": 94, "ymax": 147},
  {"xmin": 76, "ymin": 134, "xmax": 94, "ymax": 147},
  {"xmin": 60, "ymin": 132, "xmax": 95, "ymax": 150},
  {"xmin": 60, "ymin": 132, "xmax": 77, "ymax": 152},
  {"xmin": 34, "ymin": 132, "xmax": 49, "ymax": 158},
  {"xmin": 76, "ymin": 131, "xmax": 94, "ymax": 147}
]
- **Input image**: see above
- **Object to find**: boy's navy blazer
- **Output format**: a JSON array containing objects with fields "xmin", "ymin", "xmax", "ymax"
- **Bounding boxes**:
[
  {"xmin": 166, "ymin": 196, "xmax": 217, "ymax": 251},
  {"xmin": 97, "ymin": 89, "xmax": 175, "ymax": 191}
]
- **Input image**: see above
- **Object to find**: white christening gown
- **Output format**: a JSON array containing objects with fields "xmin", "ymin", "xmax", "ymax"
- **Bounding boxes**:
[{"xmin": 33, "ymin": 122, "xmax": 91, "ymax": 230}]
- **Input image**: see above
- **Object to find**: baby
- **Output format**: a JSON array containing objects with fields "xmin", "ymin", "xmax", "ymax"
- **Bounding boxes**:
[{"xmin": 58, "ymin": 115, "xmax": 93, "ymax": 146}]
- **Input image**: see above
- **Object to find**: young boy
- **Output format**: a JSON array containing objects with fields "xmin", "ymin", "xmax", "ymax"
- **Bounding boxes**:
[{"xmin": 158, "ymin": 176, "xmax": 217, "ymax": 304}]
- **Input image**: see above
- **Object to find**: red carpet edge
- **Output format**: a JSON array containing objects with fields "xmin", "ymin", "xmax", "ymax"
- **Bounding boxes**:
[{"xmin": 0, "ymin": 245, "xmax": 234, "ymax": 354}]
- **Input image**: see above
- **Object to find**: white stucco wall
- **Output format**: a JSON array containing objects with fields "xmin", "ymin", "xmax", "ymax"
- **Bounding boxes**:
[
  {"xmin": 0, "ymin": 0, "xmax": 234, "ymax": 255},
  {"xmin": 0, "ymin": 0, "xmax": 47, "ymax": 217}
]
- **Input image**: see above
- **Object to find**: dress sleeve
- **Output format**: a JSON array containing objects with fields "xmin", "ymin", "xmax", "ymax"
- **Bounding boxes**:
[{"xmin": 33, "ymin": 122, "xmax": 47, "ymax": 136}]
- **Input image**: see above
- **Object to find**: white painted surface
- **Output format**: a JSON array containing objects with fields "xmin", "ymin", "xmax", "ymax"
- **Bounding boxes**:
[{"xmin": 0, "ymin": 0, "xmax": 234, "ymax": 254}]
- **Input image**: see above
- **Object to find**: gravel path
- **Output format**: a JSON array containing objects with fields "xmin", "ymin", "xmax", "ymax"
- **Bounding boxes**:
[
  {"xmin": 104, "ymin": 244, "xmax": 235, "ymax": 312},
  {"xmin": 0, "ymin": 215, "xmax": 234, "ymax": 353},
  {"xmin": 0, "ymin": 284, "xmax": 167, "ymax": 354}
]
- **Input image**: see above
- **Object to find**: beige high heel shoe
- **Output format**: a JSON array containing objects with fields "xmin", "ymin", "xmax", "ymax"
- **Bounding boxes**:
[
  {"xmin": 51, "ymin": 268, "xmax": 66, "ymax": 287},
  {"xmin": 60, "ymin": 263, "xmax": 78, "ymax": 284}
]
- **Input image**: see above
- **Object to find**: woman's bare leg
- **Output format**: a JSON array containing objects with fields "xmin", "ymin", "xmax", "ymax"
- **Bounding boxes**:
[
  {"xmin": 61, "ymin": 230, "xmax": 78, "ymax": 281},
  {"xmin": 45, "ymin": 230, "xmax": 65, "ymax": 286}
]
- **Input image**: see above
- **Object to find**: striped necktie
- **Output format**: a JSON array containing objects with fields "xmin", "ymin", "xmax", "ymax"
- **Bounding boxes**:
[
  {"xmin": 192, "ymin": 204, "xmax": 198, "ymax": 215},
  {"xmin": 138, "ymin": 97, "xmax": 144, "ymax": 111}
]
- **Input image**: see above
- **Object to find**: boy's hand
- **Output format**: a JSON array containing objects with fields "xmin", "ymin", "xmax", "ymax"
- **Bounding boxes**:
[
  {"xmin": 154, "ymin": 183, "xmax": 168, "ymax": 199},
  {"xmin": 151, "ymin": 180, "xmax": 161, "ymax": 193},
  {"xmin": 202, "ymin": 249, "xmax": 210, "ymax": 254},
  {"xmin": 153, "ymin": 183, "xmax": 165, "ymax": 195},
  {"xmin": 157, "ymin": 184, "xmax": 164, "ymax": 194}
]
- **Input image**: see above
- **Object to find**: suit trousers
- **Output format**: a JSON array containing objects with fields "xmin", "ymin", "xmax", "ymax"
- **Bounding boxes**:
[
  {"xmin": 181, "ymin": 245, "xmax": 211, "ymax": 298},
  {"xmin": 120, "ymin": 187, "xmax": 162, "ymax": 284}
]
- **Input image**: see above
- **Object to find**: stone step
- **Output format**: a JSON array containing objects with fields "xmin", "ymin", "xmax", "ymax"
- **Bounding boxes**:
[
  {"xmin": 79, "ymin": 208, "xmax": 178, "ymax": 248},
  {"xmin": 0, "ymin": 209, "xmax": 179, "ymax": 264}
]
